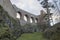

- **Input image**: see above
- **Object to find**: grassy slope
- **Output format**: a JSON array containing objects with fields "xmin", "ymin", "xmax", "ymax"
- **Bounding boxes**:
[{"xmin": 17, "ymin": 32, "xmax": 47, "ymax": 40}]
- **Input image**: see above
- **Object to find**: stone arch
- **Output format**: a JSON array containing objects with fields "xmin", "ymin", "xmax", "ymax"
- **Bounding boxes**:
[
  {"xmin": 30, "ymin": 17, "xmax": 34, "ymax": 23},
  {"xmin": 16, "ymin": 11, "xmax": 22, "ymax": 19},
  {"xmin": 35, "ymin": 18, "xmax": 38, "ymax": 23},
  {"xmin": 24, "ymin": 14, "xmax": 28, "ymax": 22}
]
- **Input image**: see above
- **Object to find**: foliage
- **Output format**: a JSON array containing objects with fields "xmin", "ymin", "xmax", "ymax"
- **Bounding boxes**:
[
  {"xmin": 37, "ymin": 24, "xmax": 48, "ymax": 32},
  {"xmin": 21, "ymin": 24, "xmax": 40, "ymax": 33},
  {"xmin": 0, "ymin": 5, "xmax": 21, "ymax": 40},
  {"xmin": 44, "ymin": 23, "xmax": 60, "ymax": 40}
]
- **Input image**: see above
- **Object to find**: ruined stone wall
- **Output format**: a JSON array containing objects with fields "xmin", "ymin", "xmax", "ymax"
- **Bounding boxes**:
[
  {"xmin": 0, "ymin": 0, "xmax": 16, "ymax": 19},
  {"xmin": 0, "ymin": 0, "xmax": 39, "ymax": 26},
  {"xmin": 38, "ymin": 10, "xmax": 48, "ymax": 25},
  {"xmin": 13, "ymin": 5, "xmax": 39, "ymax": 25}
]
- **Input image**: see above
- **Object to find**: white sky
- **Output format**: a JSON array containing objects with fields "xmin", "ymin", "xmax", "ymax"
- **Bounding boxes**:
[{"xmin": 10, "ymin": 0, "xmax": 45, "ymax": 15}]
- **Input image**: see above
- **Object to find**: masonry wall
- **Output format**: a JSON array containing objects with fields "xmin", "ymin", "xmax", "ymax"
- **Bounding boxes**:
[
  {"xmin": 0, "ymin": 0, "xmax": 16, "ymax": 19},
  {"xmin": 13, "ymin": 5, "xmax": 39, "ymax": 25},
  {"xmin": 0, "ymin": 0, "xmax": 39, "ymax": 26},
  {"xmin": 38, "ymin": 10, "xmax": 48, "ymax": 25}
]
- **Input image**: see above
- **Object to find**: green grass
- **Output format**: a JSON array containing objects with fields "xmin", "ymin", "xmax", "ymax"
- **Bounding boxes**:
[{"xmin": 17, "ymin": 32, "xmax": 47, "ymax": 40}]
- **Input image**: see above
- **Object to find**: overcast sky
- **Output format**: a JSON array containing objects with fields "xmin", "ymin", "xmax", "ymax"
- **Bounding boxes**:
[
  {"xmin": 10, "ymin": 0, "xmax": 46, "ymax": 15},
  {"xmin": 10, "ymin": 0, "xmax": 54, "ymax": 15}
]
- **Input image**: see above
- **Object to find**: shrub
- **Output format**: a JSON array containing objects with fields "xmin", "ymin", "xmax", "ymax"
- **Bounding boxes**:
[
  {"xmin": 0, "ymin": 5, "xmax": 21, "ymax": 40},
  {"xmin": 44, "ymin": 23, "xmax": 60, "ymax": 40},
  {"xmin": 21, "ymin": 24, "xmax": 40, "ymax": 33},
  {"xmin": 37, "ymin": 23, "xmax": 48, "ymax": 32}
]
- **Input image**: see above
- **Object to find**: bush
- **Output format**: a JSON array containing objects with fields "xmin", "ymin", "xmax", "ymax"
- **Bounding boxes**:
[
  {"xmin": 37, "ymin": 23, "xmax": 48, "ymax": 32},
  {"xmin": 44, "ymin": 23, "xmax": 60, "ymax": 40},
  {"xmin": 0, "ymin": 5, "xmax": 21, "ymax": 40},
  {"xmin": 21, "ymin": 24, "xmax": 40, "ymax": 33},
  {"xmin": 0, "ymin": 22, "xmax": 12, "ymax": 40}
]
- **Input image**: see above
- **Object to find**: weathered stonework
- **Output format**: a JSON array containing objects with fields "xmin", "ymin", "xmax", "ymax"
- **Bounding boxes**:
[
  {"xmin": 0, "ymin": 0, "xmax": 48, "ymax": 39},
  {"xmin": 0, "ymin": 0, "xmax": 16, "ymax": 19},
  {"xmin": 0, "ymin": 0, "xmax": 48, "ymax": 26},
  {"xmin": 0, "ymin": 0, "xmax": 39, "ymax": 26},
  {"xmin": 13, "ymin": 5, "xmax": 39, "ymax": 25}
]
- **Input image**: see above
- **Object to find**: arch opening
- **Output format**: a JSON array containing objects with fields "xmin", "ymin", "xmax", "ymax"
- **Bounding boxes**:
[
  {"xmin": 35, "ymin": 18, "xmax": 38, "ymax": 23},
  {"xmin": 16, "ymin": 12, "xmax": 22, "ymax": 19},
  {"xmin": 16, "ymin": 13, "xmax": 20, "ymax": 19},
  {"xmin": 24, "ymin": 15, "xmax": 28, "ymax": 22},
  {"xmin": 30, "ymin": 17, "xmax": 34, "ymax": 23}
]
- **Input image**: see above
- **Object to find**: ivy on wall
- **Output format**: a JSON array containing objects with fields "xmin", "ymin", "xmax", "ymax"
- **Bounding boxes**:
[{"xmin": 0, "ymin": 5, "xmax": 21, "ymax": 40}]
